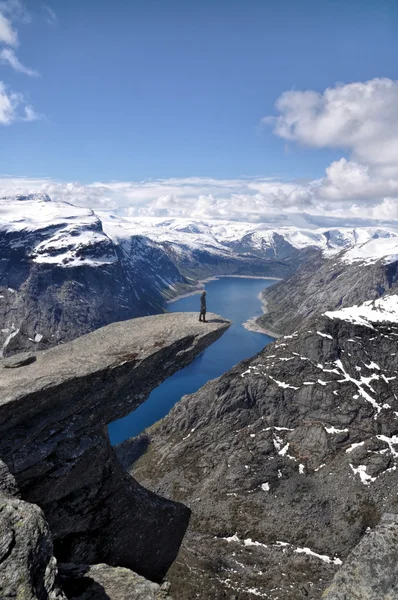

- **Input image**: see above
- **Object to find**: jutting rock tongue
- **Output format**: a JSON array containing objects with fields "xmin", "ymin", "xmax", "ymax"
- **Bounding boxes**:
[{"xmin": 0, "ymin": 312, "xmax": 230, "ymax": 582}]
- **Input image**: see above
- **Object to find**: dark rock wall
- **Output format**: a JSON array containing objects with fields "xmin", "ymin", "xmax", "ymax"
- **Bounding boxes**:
[
  {"xmin": 0, "ymin": 313, "xmax": 230, "ymax": 583},
  {"xmin": 130, "ymin": 314, "xmax": 398, "ymax": 598}
]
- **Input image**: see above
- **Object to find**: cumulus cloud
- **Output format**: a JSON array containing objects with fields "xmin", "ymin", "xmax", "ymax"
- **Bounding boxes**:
[
  {"xmin": 0, "ymin": 48, "xmax": 38, "ymax": 76},
  {"xmin": 1, "ymin": 171, "xmax": 398, "ymax": 225},
  {"xmin": 1, "ymin": 77, "xmax": 398, "ymax": 223},
  {"xmin": 264, "ymin": 78, "xmax": 398, "ymax": 176},
  {"xmin": 0, "ymin": 12, "xmax": 17, "ymax": 45}
]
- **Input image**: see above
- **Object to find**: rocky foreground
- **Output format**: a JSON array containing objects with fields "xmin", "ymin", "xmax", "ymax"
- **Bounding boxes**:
[
  {"xmin": 0, "ymin": 313, "xmax": 230, "ymax": 599},
  {"xmin": 126, "ymin": 301, "xmax": 398, "ymax": 598}
]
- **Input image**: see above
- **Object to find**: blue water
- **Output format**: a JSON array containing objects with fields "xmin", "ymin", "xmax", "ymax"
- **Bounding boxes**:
[{"xmin": 109, "ymin": 277, "xmax": 275, "ymax": 445}]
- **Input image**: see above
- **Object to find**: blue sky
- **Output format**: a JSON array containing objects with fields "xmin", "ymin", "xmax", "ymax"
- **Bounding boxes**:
[{"xmin": 1, "ymin": 0, "xmax": 398, "ymax": 222}]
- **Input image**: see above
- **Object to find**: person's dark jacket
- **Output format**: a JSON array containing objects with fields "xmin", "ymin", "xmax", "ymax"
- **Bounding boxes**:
[{"xmin": 200, "ymin": 293, "xmax": 206, "ymax": 310}]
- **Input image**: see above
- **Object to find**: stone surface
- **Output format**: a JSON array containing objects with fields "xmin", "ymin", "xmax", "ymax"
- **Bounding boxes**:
[
  {"xmin": 59, "ymin": 563, "xmax": 173, "ymax": 600},
  {"xmin": 322, "ymin": 513, "xmax": 398, "ymax": 599},
  {"xmin": 129, "ymin": 313, "xmax": 398, "ymax": 598},
  {"xmin": 257, "ymin": 251, "xmax": 398, "ymax": 335},
  {"xmin": 1, "ymin": 352, "xmax": 37, "ymax": 368},
  {"xmin": 0, "ymin": 460, "xmax": 66, "ymax": 600},
  {"xmin": 0, "ymin": 313, "xmax": 230, "ymax": 582}
]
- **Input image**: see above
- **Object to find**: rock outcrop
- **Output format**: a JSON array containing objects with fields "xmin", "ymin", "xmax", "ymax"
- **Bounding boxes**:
[
  {"xmin": 0, "ymin": 459, "xmax": 67, "ymax": 600},
  {"xmin": 323, "ymin": 513, "xmax": 398, "ymax": 599},
  {"xmin": 59, "ymin": 563, "xmax": 173, "ymax": 600},
  {"xmin": 256, "ymin": 250, "xmax": 398, "ymax": 335},
  {"xmin": 128, "ymin": 310, "xmax": 398, "ymax": 598},
  {"xmin": 0, "ymin": 313, "xmax": 230, "ymax": 585}
]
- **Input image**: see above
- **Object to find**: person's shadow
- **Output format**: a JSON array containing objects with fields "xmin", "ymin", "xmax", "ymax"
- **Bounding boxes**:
[{"xmin": 206, "ymin": 318, "xmax": 231, "ymax": 323}]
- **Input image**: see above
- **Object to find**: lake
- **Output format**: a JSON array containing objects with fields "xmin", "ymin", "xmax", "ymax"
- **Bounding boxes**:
[{"xmin": 108, "ymin": 276, "xmax": 276, "ymax": 445}]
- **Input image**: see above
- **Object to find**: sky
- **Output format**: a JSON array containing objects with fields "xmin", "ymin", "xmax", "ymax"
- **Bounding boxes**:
[{"xmin": 1, "ymin": 0, "xmax": 398, "ymax": 223}]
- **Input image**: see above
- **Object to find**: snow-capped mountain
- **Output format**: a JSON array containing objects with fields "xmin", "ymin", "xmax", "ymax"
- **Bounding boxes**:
[
  {"xmin": 0, "ymin": 195, "xmax": 188, "ymax": 356},
  {"xmin": 2, "ymin": 192, "xmax": 398, "ymax": 356}
]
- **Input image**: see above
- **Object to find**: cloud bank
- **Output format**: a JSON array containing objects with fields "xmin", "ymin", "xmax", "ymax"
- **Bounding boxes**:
[{"xmin": 1, "ymin": 77, "xmax": 398, "ymax": 224}]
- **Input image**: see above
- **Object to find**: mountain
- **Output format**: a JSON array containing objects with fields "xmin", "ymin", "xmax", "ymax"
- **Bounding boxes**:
[
  {"xmin": 256, "ymin": 228, "xmax": 398, "ymax": 336},
  {"xmin": 125, "ymin": 294, "xmax": 398, "ymax": 599},
  {"xmin": 0, "ymin": 194, "xmax": 188, "ymax": 356},
  {"xmin": 2, "ymin": 193, "xmax": 398, "ymax": 356}
]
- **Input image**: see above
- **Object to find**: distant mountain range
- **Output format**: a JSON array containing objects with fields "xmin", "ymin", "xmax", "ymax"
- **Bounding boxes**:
[{"xmin": 2, "ymin": 193, "xmax": 398, "ymax": 355}]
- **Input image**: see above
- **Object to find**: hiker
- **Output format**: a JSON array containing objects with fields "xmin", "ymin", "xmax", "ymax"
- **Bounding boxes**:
[{"xmin": 199, "ymin": 290, "xmax": 207, "ymax": 322}]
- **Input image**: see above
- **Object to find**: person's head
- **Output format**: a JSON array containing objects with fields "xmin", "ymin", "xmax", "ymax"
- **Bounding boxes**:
[{"xmin": 202, "ymin": 290, "xmax": 206, "ymax": 295}]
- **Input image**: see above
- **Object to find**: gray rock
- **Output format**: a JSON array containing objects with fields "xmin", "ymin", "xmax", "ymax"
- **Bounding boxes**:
[
  {"xmin": 0, "ymin": 313, "xmax": 230, "ymax": 582},
  {"xmin": 0, "ymin": 460, "xmax": 66, "ymax": 600},
  {"xmin": 130, "ymin": 313, "xmax": 398, "ymax": 598},
  {"xmin": 59, "ymin": 563, "xmax": 173, "ymax": 600},
  {"xmin": 0, "ymin": 458, "xmax": 19, "ymax": 497},
  {"xmin": 322, "ymin": 513, "xmax": 398, "ymax": 599},
  {"xmin": 256, "ymin": 250, "xmax": 398, "ymax": 335}
]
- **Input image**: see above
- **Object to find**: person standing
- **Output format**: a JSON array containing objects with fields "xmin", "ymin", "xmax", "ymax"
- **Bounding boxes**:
[{"xmin": 199, "ymin": 290, "xmax": 207, "ymax": 322}]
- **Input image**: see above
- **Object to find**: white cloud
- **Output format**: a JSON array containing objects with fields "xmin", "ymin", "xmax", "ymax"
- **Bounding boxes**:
[
  {"xmin": 43, "ymin": 4, "xmax": 57, "ymax": 25},
  {"xmin": 0, "ymin": 171, "xmax": 398, "ymax": 225},
  {"xmin": 0, "ymin": 80, "xmax": 19, "ymax": 123},
  {"xmin": 0, "ymin": 48, "xmax": 38, "ymax": 76},
  {"xmin": 0, "ymin": 80, "xmax": 39, "ymax": 124},
  {"xmin": 0, "ymin": 12, "xmax": 17, "ymax": 45},
  {"xmin": 0, "ymin": 0, "xmax": 29, "ymax": 23},
  {"xmin": 1, "ymin": 77, "xmax": 398, "ymax": 222},
  {"xmin": 0, "ymin": 1, "xmax": 40, "ymax": 120},
  {"xmin": 264, "ymin": 78, "xmax": 398, "ymax": 176}
]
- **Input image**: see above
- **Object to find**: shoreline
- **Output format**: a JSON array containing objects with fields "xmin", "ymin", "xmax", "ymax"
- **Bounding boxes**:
[
  {"xmin": 242, "ymin": 316, "xmax": 280, "ymax": 339},
  {"xmin": 166, "ymin": 274, "xmax": 282, "ymax": 305},
  {"xmin": 242, "ymin": 292, "xmax": 280, "ymax": 338}
]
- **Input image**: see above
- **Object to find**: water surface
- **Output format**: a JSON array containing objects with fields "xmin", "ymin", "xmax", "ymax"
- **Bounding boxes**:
[{"xmin": 109, "ymin": 277, "xmax": 275, "ymax": 444}]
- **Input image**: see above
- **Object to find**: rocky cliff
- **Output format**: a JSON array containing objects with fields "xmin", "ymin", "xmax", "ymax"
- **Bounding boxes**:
[
  {"xmin": 256, "ymin": 245, "xmax": 398, "ymax": 336},
  {"xmin": 127, "ymin": 299, "xmax": 398, "ymax": 598},
  {"xmin": 0, "ymin": 195, "xmax": 190, "ymax": 356},
  {"xmin": 0, "ymin": 313, "xmax": 230, "ymax": 598}
]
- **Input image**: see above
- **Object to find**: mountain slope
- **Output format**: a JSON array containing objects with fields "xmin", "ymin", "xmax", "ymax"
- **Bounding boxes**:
[
  {"xmin": 126, "ymin": 295, "xmax": 398, "ymax": 599},
  {"xmin": 3, "ymin": 194, "xmax": 398, "ymax": 356},
  {"xmin": 256, "ymin": 234, "xmax": 398, "ymax": 336},
  {"xmin": 0, "ymin": 195, "xmax": 188, "ymax": 355}
]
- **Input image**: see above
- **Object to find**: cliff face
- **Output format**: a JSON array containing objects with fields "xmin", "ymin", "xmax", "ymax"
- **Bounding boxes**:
[
  {"xmin": 0, "ymin": 231, "xmax": 188, "ymax": 357},
  {"xmin": 0, "ymin": 313, "xmax": 230, "ymax": 589},
  {"xmin": 129, "ymin": 308, "xmax": 398, "ymax": 598},
  {"xmin": 257, "ymin": 250, "xmax": 398, "ymax": 336}
]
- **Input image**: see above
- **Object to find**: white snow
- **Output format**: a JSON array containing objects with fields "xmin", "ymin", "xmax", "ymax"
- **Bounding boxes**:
[
  {"xmin": 342, "ymin": 235, "xmax": 398, "ymax": 266},
  {"xmin": 317, "ymin": 331, "xmax": 333, "ymax": 340},
  {"xmin": 325, "ymin": 295, "xmax": 398, "ymax": 329},
  {"xmin": 350, "ymin": 464, "xmax": 377, "ymax": 485},
  {"xmin": 346, "ymin": 441, "xmax": 365, "ymax": 453},
  {"xmin": 221, "ymin": 534, "xmax": 342, "ymax": 565},
  {"xmin": 0, "ymin": 195, "xmax": 117, "ymax": 268},
  {"xmin": 294, "ymin": 547, "xmax": 342, "ymax": 566},
  {"xmin": 325, "ymin": 426, "xmax": 349, "ymax": 434}
]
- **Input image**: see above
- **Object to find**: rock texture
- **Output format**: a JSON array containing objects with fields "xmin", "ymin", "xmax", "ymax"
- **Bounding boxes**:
[
  {"xmin": 59, "ymin": 563, "xmax": 173, "ymax": 600},
  {"xmin": 128, "ymin": 312, "xmax": 398, "ymax": 598},
  {"xmin": 0, "ymin": 232, "xmax": 188, "ymax": 357},
  {"xmin": 257, "ymin": 250, "xmax": 398, "ymax": 335},
  {"xmin": 0, "ymin": 460, "xmax": 67, "ymax": 600},
  {"xmin": 323, "ymin": 513, "xmax": 398, "ymax": 599},
  {"xmin": 0, "ymin": 313, "xmax": 230, "ymax": 583}
]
